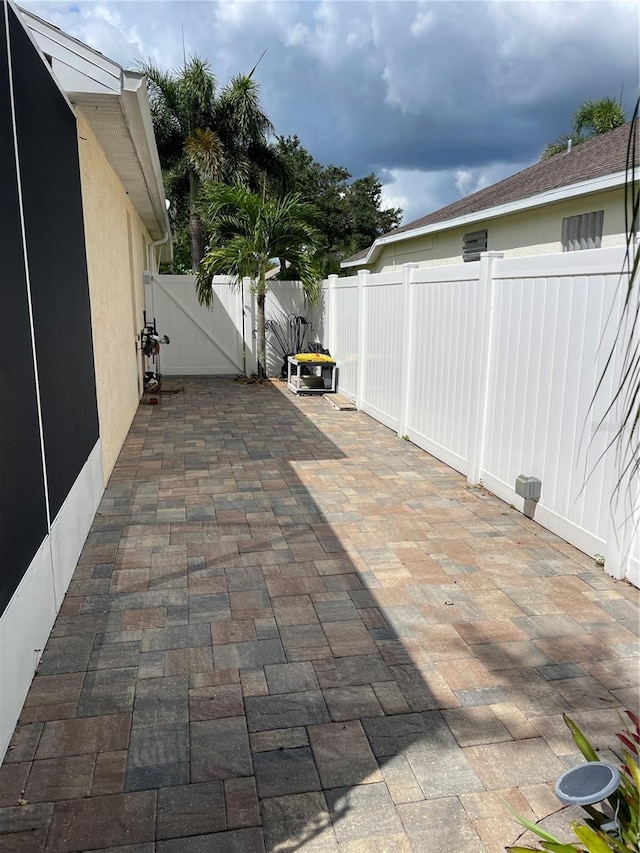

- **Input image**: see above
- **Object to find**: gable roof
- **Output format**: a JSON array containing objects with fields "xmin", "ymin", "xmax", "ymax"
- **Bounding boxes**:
[{"xmin": 343, "ymin": 121, "xmax": 636, "ymax": 267}]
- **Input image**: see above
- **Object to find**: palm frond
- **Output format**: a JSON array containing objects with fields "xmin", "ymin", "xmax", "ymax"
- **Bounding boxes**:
[
  {"xmin": 185, "ymin": 129, "xmax": 225, "ymax": 182},
  {"xmin": 196, "ymin": 183, "xmax": 322, "ymax": 303},
  {"xmin": 177, "ymin": 56, "xmax": 216, "ymax": 131},
  {"xmin": 216, "ymin": 74, "xmax": 274, "ymax": 147},
  {"xmin": 611, "ymin": 103, "xmax": 640, "ymax": 485},
  {"xmin": 138, "ymin": 60, "xmax": 185, "ymax": 132},
  {"xmin": 540, "ymin": 133, "xmax": 587, "ymax": 160},
  {"xmin": 587, "ymin": 103, "xmax": 640, "ymax": 500},
  {"xmin": 574, "ymin": 97, "xmax": 626, "ymax": 137}
]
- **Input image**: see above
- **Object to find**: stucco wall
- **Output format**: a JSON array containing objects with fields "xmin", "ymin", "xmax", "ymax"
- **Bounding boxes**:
[
  {"xmin": 76, "ymin": 110, "xmax": 148, "ymax": 480},
  {"xmin": 369, "ymin": 186, "xmax": 626, "ymax": 272}
]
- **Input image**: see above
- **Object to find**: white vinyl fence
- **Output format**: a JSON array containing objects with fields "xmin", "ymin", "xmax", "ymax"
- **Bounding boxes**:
[
  {"xmin": 145, "ymin": 274, "xmax": 325, "ymax": 377},
  {"xmin": 324, "ymin": 248, "xmax": 639, "ymax": 587},
  {"xmin": 144, "ymin": 251, "xmax": 638, "ymax": 585}
]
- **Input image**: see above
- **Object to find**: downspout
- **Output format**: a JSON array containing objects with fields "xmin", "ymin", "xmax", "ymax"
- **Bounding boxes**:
[
  {"xmin": 147, "ymin": 232, "xmax": 169, "ymax": 275},
  {"xmin": 146, "ymin": 232, "xmax": 169, "ymax": 320}
]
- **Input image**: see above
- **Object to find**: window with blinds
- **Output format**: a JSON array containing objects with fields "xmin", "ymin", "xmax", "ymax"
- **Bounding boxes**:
[{"xmin": 562, "ymin": 210, "xmax": 604, "ymax": 251}]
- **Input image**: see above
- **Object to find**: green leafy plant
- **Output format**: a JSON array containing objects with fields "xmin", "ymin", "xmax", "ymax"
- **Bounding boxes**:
[
  {"xmin": 196, "ymin": 183, "xmax": 322, "ymax": 378},
  {"xmin": 540, "ymin": 96, "xmax": 627, "ymax": 159},
  {"xmin": 507, "ymin": 710, "xmax": 639, "ymax": 852}
]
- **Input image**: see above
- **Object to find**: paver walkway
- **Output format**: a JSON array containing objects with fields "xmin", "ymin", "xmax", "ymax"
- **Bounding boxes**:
[{"xmin": 1, "ymin": 377, "xmax": 638, "ymax": 853}]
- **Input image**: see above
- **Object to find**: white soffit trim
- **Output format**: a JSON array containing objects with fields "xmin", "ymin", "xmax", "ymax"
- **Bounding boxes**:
[
  {"xmin": 121, "ymin": 73, "xmax": 170, "ymax": 241},
  {"xmin": 19, "ymin": 7, "xmax": 121, "ymax": 93},
  {"xmin": 341, "ymin": 170, "xmax": 628, "ymax": 268},
  {"xmin": 19, "ymin": 7, "xmax": 170, "ymax": 240}
]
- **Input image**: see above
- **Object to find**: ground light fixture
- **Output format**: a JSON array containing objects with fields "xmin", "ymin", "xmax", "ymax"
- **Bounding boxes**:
[{"xmin": 554, "ymin": 761, "xmax": 622, "ymax": 836}]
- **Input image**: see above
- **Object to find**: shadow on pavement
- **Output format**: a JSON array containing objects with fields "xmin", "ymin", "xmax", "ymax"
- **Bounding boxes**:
[{"xmin": 1, "ymin": 377, "xmax": 637, "ymax": 852}]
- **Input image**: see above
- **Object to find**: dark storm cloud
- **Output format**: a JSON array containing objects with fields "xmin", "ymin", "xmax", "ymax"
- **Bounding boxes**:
[{"xmin": 23, "ymin": 0, "xmax": 639, "ymax": 222}]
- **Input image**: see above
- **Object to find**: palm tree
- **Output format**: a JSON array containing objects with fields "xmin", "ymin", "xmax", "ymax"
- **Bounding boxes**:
[
  {"xmin": 196, "ymin": 183, "xmax": 322, "ymax": 378},
  {"xmin": 140, "ymin": 58, "xmax": 275, "ymax": 270},
  {"xmin": 141, "ymin": 57, "xmax": 220, "ymax": 270},
  {"xmin": 541, "ymin": 96, "xmax": 627, "ymax": 160},
  {"xmin": 574, "ymin": 97, "xmax": 627, "ymax": 136}
]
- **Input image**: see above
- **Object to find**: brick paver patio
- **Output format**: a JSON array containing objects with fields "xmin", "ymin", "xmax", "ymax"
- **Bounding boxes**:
[{"xmin": 1, "ymin": 377, "xmax": 638, "ymax": 852}]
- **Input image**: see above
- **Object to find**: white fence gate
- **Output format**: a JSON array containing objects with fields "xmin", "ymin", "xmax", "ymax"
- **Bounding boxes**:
[{"xmin": 145, "ymin": 274, "xmax": 325, "ymax": 377}]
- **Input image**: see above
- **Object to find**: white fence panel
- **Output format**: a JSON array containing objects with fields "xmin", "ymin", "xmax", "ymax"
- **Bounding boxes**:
[
  {"xmin": 359, "ymin": 274, "xmax": 405, "ymax": 431},
  {"xmin": 329, "ymin": 276, "xmax": 360, "ymax": 399},
  {"xmin": 261, "ymin": 281, "xmax": 326, "ymax": 377},
  {"xmin": 405, "ymin": 265, "xmax": 481, "ymax": 474},
  {"xmin": 480, "ymin": 250, "xmax": 626, "ymax": 558}
]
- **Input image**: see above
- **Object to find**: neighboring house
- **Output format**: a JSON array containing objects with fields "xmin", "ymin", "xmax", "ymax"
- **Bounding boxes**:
[
  {"xmin": 342, "ymin": 123, "xmax": 635, "ymax": 272},
  {"xmin": 0, "ymin": 1, "xmax": 170, "ymax": 758}
]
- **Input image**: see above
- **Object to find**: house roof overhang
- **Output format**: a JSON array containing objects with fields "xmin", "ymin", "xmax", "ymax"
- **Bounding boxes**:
[
  {"xmin": 19, "ymin": 7, "xmax": 171, "ymax": 250},
  {"xmin": 341, "ymin": 170, "xmax": 627, "ymax": 269}
]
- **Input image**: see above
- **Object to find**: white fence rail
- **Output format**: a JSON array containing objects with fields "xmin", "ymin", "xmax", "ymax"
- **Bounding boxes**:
[{"xmin": 144, "ymin": 252, "xmax": 638, "ymax": 585}]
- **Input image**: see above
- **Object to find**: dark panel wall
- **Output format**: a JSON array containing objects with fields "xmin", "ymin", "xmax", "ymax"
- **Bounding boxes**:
[
  {"xmin": 0, "ymin": 5, "xmax": 48, "ymax": 614},
  {"xmin": 0, "ymin": 4, "xmax": 99, "ymax": 615},
  {"xmin": 9, "ymin": 11, "xmax": 98, "ymax": 520}
]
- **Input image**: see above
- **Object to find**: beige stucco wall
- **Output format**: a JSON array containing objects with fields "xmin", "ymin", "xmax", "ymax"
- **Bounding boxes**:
[
  {"xmin": 76, "ymin": 110, "xmax": 149, "ymax": 481},
  {"xmin": 367, "ymin": 186, "xmax": 626, "ymax": 272}
]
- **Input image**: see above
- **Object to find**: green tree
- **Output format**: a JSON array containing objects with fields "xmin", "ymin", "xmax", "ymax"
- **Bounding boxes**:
[
  {"xmin": 140, "ymin": 58, "xmax": 275, "ymax": 270},
  {"xmin": 273, "ymin": 136, "xmax": 402, "ymax": 274},
  {"xmin": 541, "ymin": 96, "xmax": 626, "ymax": 160},
  {"xmin": 343, "ymin": 173, "xmax": 403, "ymax": 258},
  {"xmin": 195, "ymin": 183, "xmax": 323, "ymax": 377}
]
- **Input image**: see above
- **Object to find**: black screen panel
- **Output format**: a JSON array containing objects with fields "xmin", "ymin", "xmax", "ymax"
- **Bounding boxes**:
[
  {"xmin": 0, "ymin": 5, "xmax": 48, "ymax": 615},
  {"xmin": 9, "ymin": 10, "xmax": 99, "ymax": 519}
]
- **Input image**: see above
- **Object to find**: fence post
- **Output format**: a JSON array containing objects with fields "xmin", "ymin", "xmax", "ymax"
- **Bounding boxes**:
[
  {"xmin": 356, "ymin": 269, "xmax": 369, "ymax": 410},
  {"xmin": 327, "ymin": 274, "xmax": 338, "ymax": 359},
  {"xmin": 398, "ymin": 263, "xmax": 418, "ymax": 438},
  {"xmin": 467, "ymin": 251, "xmax": 503, "ymax": 485}
]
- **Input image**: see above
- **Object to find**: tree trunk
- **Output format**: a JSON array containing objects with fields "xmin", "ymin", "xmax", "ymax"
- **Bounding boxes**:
[
  {"xmin": 256, "ymin": 274, "xmax": 267, "ymax": 379},
  {"xmin": 189, "ymin": 170, "xmax": 204, "ymax": 272},
  {"xmin": 189, "ymin": 211, "xmax": 204, "ymax": 272}
]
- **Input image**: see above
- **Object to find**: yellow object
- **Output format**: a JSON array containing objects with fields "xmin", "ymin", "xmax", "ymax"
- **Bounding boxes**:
[{"xmin": 294, "ymin": 352, "xmax": 336, "ymax": 364}]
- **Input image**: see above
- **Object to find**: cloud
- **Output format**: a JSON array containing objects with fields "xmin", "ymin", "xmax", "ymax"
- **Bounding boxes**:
[
  {"xmin": 380, "ymin": 159, "xmax": 530, "ymax": 224},
  {"xmin": 22, "ymin": 0, "xmax": 640, "ymax": 227}
]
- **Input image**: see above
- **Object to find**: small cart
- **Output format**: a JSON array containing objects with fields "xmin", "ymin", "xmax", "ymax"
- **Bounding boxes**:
[{"xmin": 287, "ymin": 355, "xmax": 337, "ymax": 395}]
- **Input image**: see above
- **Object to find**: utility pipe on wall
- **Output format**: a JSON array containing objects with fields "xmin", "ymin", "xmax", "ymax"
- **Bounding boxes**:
[{"xmin": 147, "ymin": 231, "xmax": 169, "ymax": 274}]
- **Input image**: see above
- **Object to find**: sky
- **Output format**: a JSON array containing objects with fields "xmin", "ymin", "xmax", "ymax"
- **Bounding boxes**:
[{"xmin": 22, "ymin": 0, "xmax": 640, "ymax": 225}]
